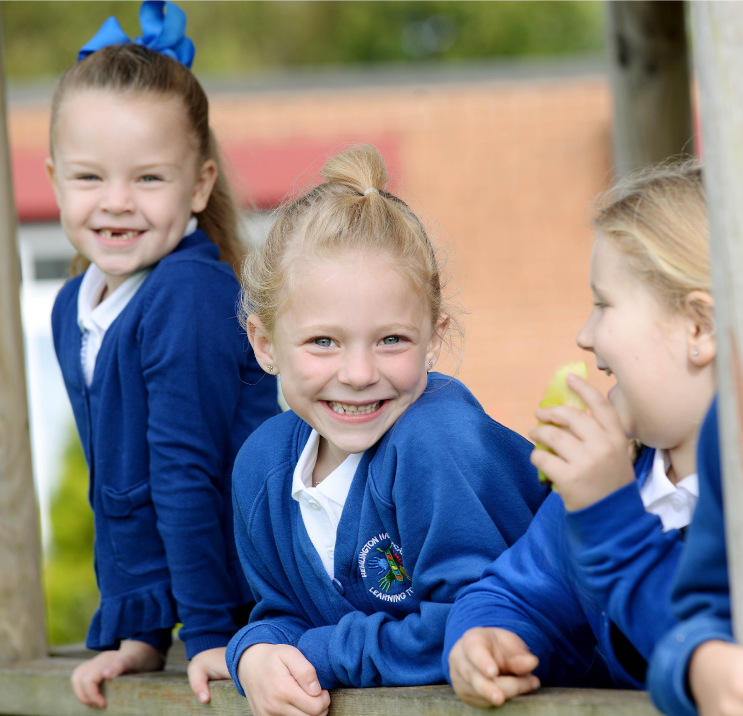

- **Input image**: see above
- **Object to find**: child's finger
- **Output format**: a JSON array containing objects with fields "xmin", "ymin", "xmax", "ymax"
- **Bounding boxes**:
[
  {"xmin": 502, "ymin": 650, "xmax": 539, "ymax": 676},
  {"xmin": 78, "ymin": 670, "xmax": 107, "ymax": 709},
  {"xmin": 462, "ymin": 635, "xmax": 501, "ymax": 680},
  {"xmin": 566, "ymin": 375, "xmax": 625, "ymax": 433},
  {"xmin": 494, "ymin": 674, "xmax": 541, "ymax": 701},
  {"xmin": 281, "ymin": 648, "xmax": 323, "ymax": 697},
  {"xmin": 466, "ymin": 669, "xmax": 508, "ymax": 707},
  {"xmin": 186, "ymin": 663, "xmax": 211, "ymax": 704},
  {"xmin": 530, "ymin": 422, "xmax": 582, "ymax": 459}
]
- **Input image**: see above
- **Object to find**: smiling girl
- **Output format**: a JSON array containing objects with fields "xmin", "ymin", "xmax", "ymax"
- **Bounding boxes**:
[
  {"xmin": 224, "ymin": 144, "xmax": 546, "ymax": 716},
  {"xmin": 444, "ymin": 163, "xmax": 716, "ymax": 705},
  {"xmin": 48, "ymin": 2, "xmax": 279, "ymax": 708}
]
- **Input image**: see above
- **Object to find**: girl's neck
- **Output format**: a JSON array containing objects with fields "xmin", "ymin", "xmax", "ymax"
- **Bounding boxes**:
[
  {"xmin": 666, "ymin": 436, "xmax": 698, "ymax": 486},
  {"xmin": 313, "ymin": 437, "xmax": 351, "ymax": 486}
]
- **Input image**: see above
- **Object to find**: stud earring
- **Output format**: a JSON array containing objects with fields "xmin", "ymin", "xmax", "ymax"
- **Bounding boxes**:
[
  {"xmin": 693, "ymin": 350, "xmax": 699, "ymax": 356},
  {"xmin": 267, "ymin": 365, "xmax": 274, "ymax": 373},
  {"xmin": 428, "ymin": 360, "xmax": 434, "ymax": 370}
]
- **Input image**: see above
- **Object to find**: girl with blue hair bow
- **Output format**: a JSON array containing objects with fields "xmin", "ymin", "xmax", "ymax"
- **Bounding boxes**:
[{"xmin": 47, "ymin": 2, "xmax": 279, "ymax": 706}]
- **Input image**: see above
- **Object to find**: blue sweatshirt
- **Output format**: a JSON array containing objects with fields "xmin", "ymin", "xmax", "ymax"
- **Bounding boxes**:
[
  {"xmin": 226, "ymin": 373, "xmax": 547, "ymax": 692},
  {"xmin": 443, "ymin": 445, "xmax": 686, "ymax": 689},
  {"xmin": 52, "ymin": 230, "xmax": 280, "ymax": 658},
  {"xmin": 648, "ymin": 398, "xmax": 729, "ymax": 716}
]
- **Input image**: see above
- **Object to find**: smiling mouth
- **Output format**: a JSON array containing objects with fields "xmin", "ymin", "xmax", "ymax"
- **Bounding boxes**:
[
  {"xmin": 96, "ymin": 229, "xmax": 144, "ymax": 241},
  {"xmin": 327, "ymin": 400, "xmax": 383, "ymax": 416}
]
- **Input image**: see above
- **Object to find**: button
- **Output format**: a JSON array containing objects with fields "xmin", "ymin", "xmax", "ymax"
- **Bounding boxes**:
[
  {"xmin": 332, "ymin": 578, "xmax": 345, "ymax": 595},
  {"xmin": 670, "ymin": 495, "xmax": 684, "ymax": 512},
  {"xmin": 328, "ymin": 547, "xmax": 335, "ymax": 558},
  {"xmin": 308, "ymin": 499, "xmax": 321, "ymax": 510}
]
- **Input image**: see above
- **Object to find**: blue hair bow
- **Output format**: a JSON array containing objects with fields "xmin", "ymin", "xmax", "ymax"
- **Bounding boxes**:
[{"xmin": 77, "ymin": 1, "xmax": 195, "ymax": 68}]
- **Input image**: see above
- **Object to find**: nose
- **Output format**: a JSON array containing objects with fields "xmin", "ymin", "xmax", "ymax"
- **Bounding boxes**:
[
  {"xmin": 338, "ymin": 347, "xmax": 379, "ymax": 390},
  {"xmin": 100, "ymin": 179, "xmax": 135, "ymax": 215},
  {"xmin": 576, "ymin": 309, "xmax": 596, "ymax": 352}
]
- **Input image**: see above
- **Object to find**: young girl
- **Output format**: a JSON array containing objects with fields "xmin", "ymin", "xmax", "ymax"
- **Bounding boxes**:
[
  {"xmin": 445, "ymin": 163, "xmax": 717, "ymax": 705},
  {"xmin": 48, "ymin": 2, "xmax": 279, "ymax": 707},
  {"xmin": 223, "ymin": 144, "xmax": 547, "ymax": 716}
]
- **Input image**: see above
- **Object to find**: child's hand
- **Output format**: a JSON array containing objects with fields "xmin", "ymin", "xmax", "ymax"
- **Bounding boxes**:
[
  {"xmin": 237, "ymin": 643, "xmax": 330, "ymax": 716},
  {"xmin": 448, "ymin": 627, "xmax": 540, "ymax": 707},
  {"xmin": 689, "ymin": 639, "xmax": 743, "ymax": 716},
  {"xmin": 71, "ymin": 639, "xmax": 165, "ymax": 708},
  {"xmin": 529, "ymin": 375, "xmax": 635, "ymax": 511},
  {"xmin": 187, "ymin": 646, "xmax": 230, "ymax": 704}
]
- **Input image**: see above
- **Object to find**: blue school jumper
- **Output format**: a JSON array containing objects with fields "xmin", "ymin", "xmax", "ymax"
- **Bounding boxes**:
[
  {"xmin": 648, "ymin": 398, "xmax": 727, "ymax": 716},
  {"xmin": 51, "ymin": 230, "xmax": 280, "ymax": 658},
  {"xmin": 226, "ymin": 373, "xmax": 547, "ymax": 692},
  {"xmin": 443, "ymin": 445, "xmax": 685, "ymax": 689}
]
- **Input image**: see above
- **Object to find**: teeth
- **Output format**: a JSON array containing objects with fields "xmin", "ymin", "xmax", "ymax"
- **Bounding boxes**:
[
  {"xmin": 328, "ymin": 401, "xmax": 381, "ymax": 416},
  {"xmin": 98, "ymin": 229, "xmax": 141, "ymax": 240}
]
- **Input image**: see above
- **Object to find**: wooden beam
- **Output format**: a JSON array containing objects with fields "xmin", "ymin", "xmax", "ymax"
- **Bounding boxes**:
[
  {"xmin": 606, "ymin": 1, "xmax": 693, "ymax": 178},
  {"xmin": 0, "ymin": 6, "xmax": 47, "ymax": 661},
  {"xmin": 0, "ymin": 657, "xmax": 662, "ymax": 716},
  {"xmin": 692, "ymin": 1, "xmax": 743, "ymax": 642}
]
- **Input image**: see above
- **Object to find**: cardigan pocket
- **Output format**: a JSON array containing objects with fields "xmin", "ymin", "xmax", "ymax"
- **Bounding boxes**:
[{"xmin": 100, "ymin": 481, "xmax": 168, "ymax": 576}]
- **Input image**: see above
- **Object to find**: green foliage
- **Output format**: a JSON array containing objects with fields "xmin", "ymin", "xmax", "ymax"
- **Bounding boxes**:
[
  {"xmin": 3, "ymin": 1, "xmax": 603, "ymax": 80},
  {"xmin": 44, "ymin": 427, "xmax": 98, "ymax": 646}
]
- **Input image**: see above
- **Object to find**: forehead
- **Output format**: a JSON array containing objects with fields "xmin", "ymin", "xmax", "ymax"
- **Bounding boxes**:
[
  {"xmin": 53, "ymin": 89, "xmax": 192, "ymax": 153},
  {"xmin": 277, "ymin": 251, "xmax": 429, "ymax": 330}
]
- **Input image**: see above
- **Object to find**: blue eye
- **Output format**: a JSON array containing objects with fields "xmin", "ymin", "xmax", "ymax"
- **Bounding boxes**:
[
  {"xmin": 382, "ymin": 336, "xmax": 400, "ymax": 345},
  {"xmin": 140, "ymin": 175, "xmax": 161, "ymax": 183},
  {"xmin": 314, "ymin": 337, "xmax": 333, "ymax": 348}
]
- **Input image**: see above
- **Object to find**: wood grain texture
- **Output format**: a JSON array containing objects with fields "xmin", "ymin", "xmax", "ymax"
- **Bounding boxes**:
[
  {"xmin": 0, "ymin": 657, "xmax": 662, "ymax": 716},
  {"xmin": 606, "ymin": 1, "xmax": 693, "ymax": 177},
  {"xmin": 0, "ymin": 7, "xmax": 47, "ymax": 662},
  {"xmin": 692, "ymin": 1, "xmax": 743, "ymax": 644}
]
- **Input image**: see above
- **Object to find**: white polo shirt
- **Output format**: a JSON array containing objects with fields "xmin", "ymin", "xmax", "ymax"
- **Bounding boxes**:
[
  {"xmin": 291, "ymin": 429, "xmax": 364, "ymax": 578},
  {"xmin": 640, "ymin": 448, "xmax": 699, "ymax": 532}
]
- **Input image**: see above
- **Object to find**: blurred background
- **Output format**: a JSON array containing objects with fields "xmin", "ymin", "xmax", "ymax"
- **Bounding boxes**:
[{"xmin": 7, "ymin": 1, "xmax": 633, "ymax": 645}]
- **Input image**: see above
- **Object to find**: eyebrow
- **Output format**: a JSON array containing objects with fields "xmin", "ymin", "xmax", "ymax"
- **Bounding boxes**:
[{"xmin": 295, "ymin": 323, "xmax": 421, "ymax": 337}]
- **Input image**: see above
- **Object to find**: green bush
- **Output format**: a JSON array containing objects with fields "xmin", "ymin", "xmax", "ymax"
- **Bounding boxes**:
[
  {"xmin": 44, "ymin": 427, "xmax": 98, "ymax": 646},
  {"xmin": 3, "ymin": 1, "xmax": 603, "ymax": 80}
]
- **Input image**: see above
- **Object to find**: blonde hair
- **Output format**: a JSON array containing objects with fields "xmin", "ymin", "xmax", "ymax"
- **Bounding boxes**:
[
  {"xmin": 240, "ymin": 144, "xmax": 458, "ymax": 350},
  {"xmin": 50, "ymin": 44, "xmax": 244, "ymax": 277},
  {"xmin": 593, "ymin": 161, "xmax": 709, "ymax": 310}
]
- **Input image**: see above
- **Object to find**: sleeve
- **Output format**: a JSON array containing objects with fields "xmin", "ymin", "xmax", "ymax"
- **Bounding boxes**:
[
  {"xmin": 648, "ymin": 397, "xmax": 733, "ymax": 716},
  {"xmin": 443, "ymin": 493, "xmax": 599, "ymax": 686},
  {"xmin": 564, "ymin": 479, "xmax": 683, "ymax": 663},
  {"xmin": 295, "ymin": 413, "xmax": 545, "ymax": 689},
  {"xmin": 226, "ymin": 483, "xmax": 316, "ymax": 696},
  {"xmin": 139, "ymin": 264, "xmax": 247, "ymax": 658}
]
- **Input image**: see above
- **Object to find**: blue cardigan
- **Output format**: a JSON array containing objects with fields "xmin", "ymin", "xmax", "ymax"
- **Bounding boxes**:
[
  {"xmin": 443, "ymin": 445, "xmax": 685, "ymax": 689},
  {"xmin": 648, "ymin": 398, "xmax": 728, "ymax": 716},
  {"xmin": 226, "ymin": 373, "xmax": 547, "ymax": 692},
  {"xmin": 51, "ymin": 230, "xmax": 280, "ymax": 658}
]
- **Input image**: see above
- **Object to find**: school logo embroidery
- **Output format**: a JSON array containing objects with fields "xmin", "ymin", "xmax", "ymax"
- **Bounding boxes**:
[
  {"xmin": 358, "ymin": 532, "xmax": 414, "ymax": 603},
  {"xmin": 374, "ymin": 545, "xmax": 410, "ymax": 592}
]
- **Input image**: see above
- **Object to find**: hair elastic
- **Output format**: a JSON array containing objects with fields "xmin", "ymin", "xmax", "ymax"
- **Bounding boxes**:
[
  {"xmin": 363, "ymin": 188, "xmax": 379, "ymax": 196},
  {"xmin": 78, "ymin": 1, "xmax": 195, "ymax": 68}
]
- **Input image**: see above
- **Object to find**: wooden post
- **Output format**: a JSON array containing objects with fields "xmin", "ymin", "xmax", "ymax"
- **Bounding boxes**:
[
  {"xmin": 692, "ymin": 2, "xmax": 743, "ymax": 642},
  {"xmin": 0, "ymin": 7, "xmax": 47, "ymax": 660},
  {"xmin": 606, "ymin": 1, "xmax": 693, "ymax": 178}
]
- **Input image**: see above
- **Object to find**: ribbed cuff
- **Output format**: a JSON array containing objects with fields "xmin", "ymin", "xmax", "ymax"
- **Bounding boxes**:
[
  {"xmin": 648, "ymin": 616, "xmax": 734, "ymax": 716},
  {"xmin": 298, "ymin": 625, "xmax": 339, "ymax": 690},
  {"xmin": 184, "ymin": 631, "xmax": 234, "ymax": 660}
]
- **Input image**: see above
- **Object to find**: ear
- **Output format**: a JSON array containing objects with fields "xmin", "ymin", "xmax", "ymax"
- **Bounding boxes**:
[
  {"xmin": 45, "ymin": 156, "xmax": 62, "ymax": 206},
  {"xmin": 426, "ymin": 314, "xmax": 450, "ymax": 370},
  {"xmin": 246, "ymin": 314, "xmax": 278, "ymax": 375},
  {"xmin": 191, "ymin": 158, "xmax": 218, "ymax": 214},
  {"xmin": 683, "ymin": 290, "xmax": 716, "ymax": 368}
]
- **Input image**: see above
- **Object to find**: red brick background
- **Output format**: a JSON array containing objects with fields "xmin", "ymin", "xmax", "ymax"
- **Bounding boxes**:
[{"xmin": 10, "ymin": 70, "xmax": 616, "ymax": 438}]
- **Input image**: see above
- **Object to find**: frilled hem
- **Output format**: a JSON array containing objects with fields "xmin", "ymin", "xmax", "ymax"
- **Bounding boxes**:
[{"xmin": 86, "ymin": 581, "xmax": 178, "ymax": 651}]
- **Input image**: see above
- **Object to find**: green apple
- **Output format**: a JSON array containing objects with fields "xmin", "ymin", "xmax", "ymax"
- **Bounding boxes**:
[{"xmin": 535, "ymin": 361, "xmax": 588, "ymax": 486}]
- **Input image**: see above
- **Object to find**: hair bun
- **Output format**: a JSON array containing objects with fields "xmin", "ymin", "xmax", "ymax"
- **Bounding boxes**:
[{"xmin": 320, "ymin": 144, "xmax": 389, "ymax": 196}]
